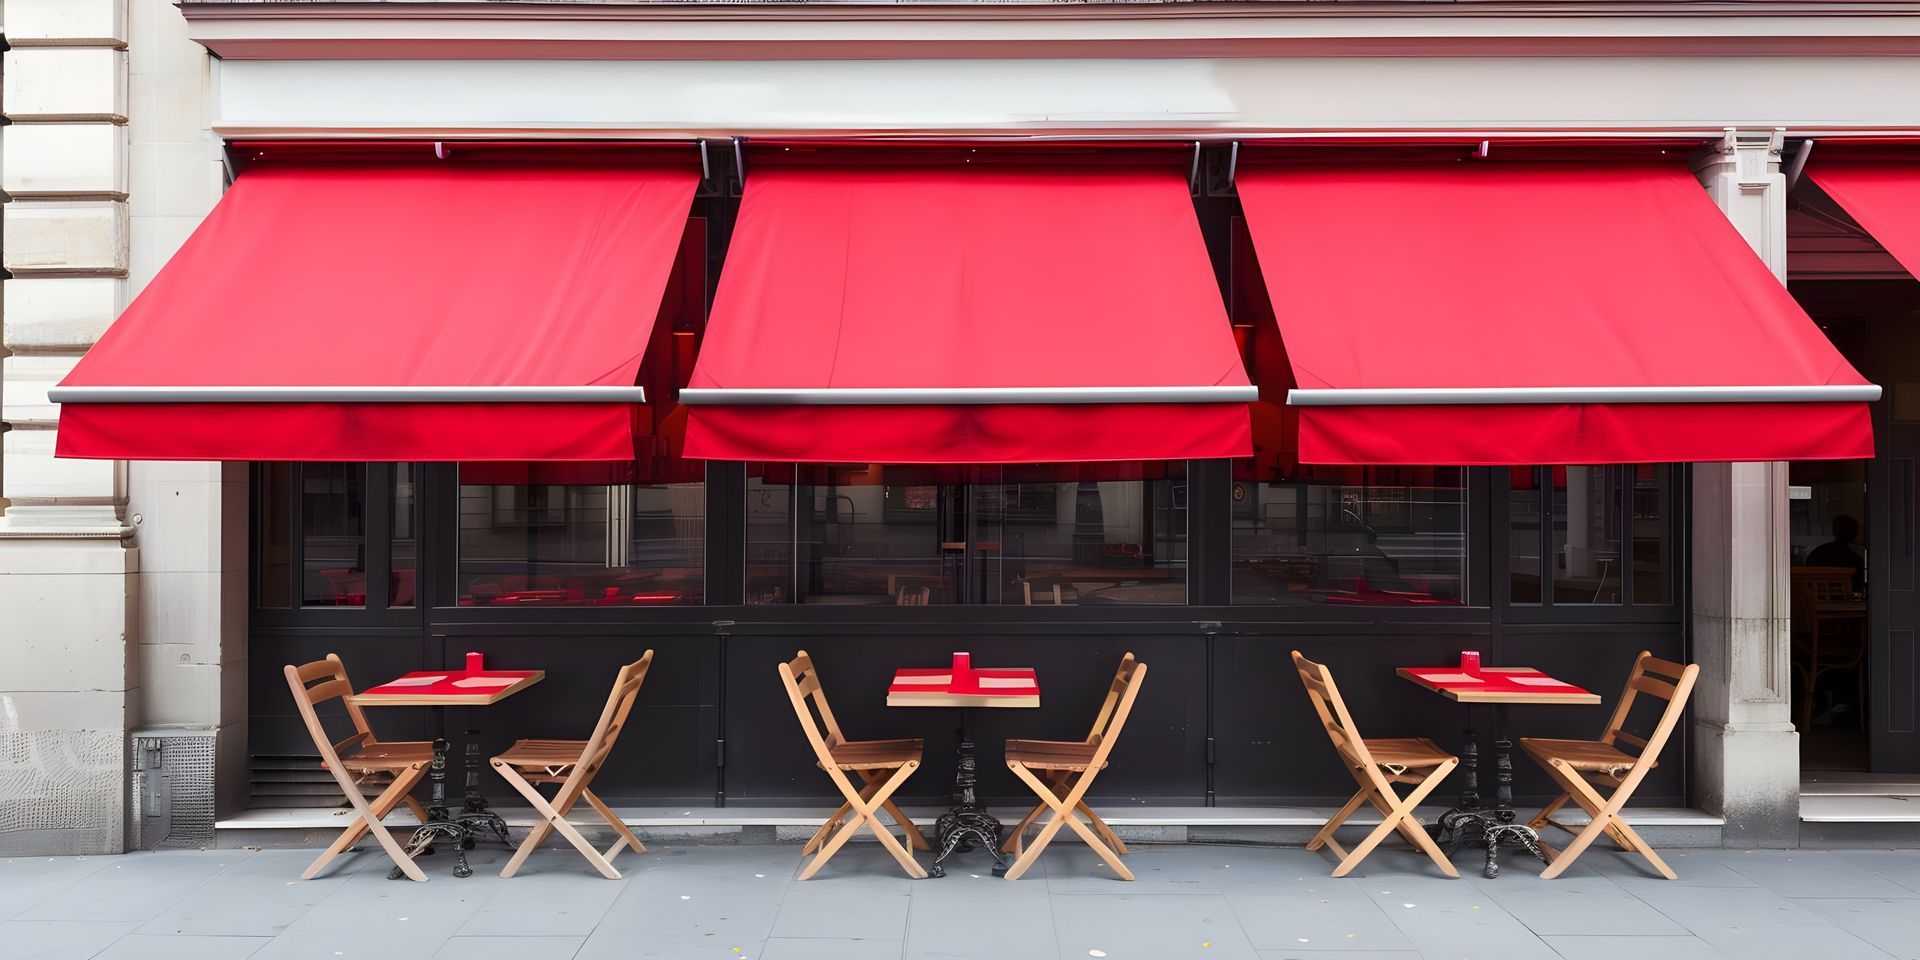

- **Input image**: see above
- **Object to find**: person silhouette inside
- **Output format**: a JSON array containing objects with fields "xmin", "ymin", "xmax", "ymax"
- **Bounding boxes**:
[{"xmin": 1806, "ymin": 514, "xmax": 1865, "ymax": 592}]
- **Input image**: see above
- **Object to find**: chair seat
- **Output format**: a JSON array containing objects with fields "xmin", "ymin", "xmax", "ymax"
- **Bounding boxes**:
[
  {"xmin": 822, "ymin": 738, "xmax": 923, "ymax": 771},
  {"xmin": 495, "ymin": 739, "xmax": 588, "ymax": 768},
  {"xmin": 1005, "ymin": 739, "xmax": 1104, "ymax": 772},
  {"xmin": 335, "ymin": 741, "xmax": 434, "ymax": 771},
  {"xmin": 1520, "ymin": 738, "xmax": 1649, "ymax": 778},
  {"xmin": 1360, "ymin": 738, "xmax": 1455, "ymax": 769}
]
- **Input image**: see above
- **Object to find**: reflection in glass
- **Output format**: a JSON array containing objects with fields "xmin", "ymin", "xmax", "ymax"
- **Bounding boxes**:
[
  {"xmin": 1553, "ymin": 466, "xmax": 1625, "ymax": 604},
  {"xmin": 302, "ymin": 463, "xmax": 368, "ymax": 606},
  {"xmin": 457, "ymin": 468, "xmax": 704, "ymax": 606},
  {"xmin": 745, "ymin": 464, "xmax": 1186, "ymax": 605},
  {"xmin": 1632, "ymin": 466, "xmax": 1671, "ymax": 605},
  {"xmin": 1508, "ymin": 468, "xmax": 1543, "ymax": 603},
  {"xmin": 1232, "ymin": 465, "xmax": 1465, "ymax": 605},
  {"xmin": 390, "ymin": 464, "xmax": 418, "ymax": 608},
  {"xmin": 258, "ymin": 462, "xmax": 294, "ymax": 608}
]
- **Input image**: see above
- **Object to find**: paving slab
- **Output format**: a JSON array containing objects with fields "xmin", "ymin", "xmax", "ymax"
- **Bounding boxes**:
[
  {"xmin": 1361, "ymin": 880, "xmax": 1562, "ymax": 960},
  {"xmin": 1226, "ymin": 878, "xmax": 1413, "ymax": 952},
  {"xmin": 1051, "ymin": 893, "xmax": 1260, "ymax": 960},
  {"xmin": 428, "ymin": 936, "xmax": 585, "ymax": 960},
  {"xmin": 0, "ymin": 920, "xmax": 138, "ymax": 960},
  {"xmin": 92, "ymin": 934, "xmax": 272, "ymax": 960},
  {"xmin": 138, "ymin": 849, "xmax": 355, "ymax": 938},
  {"xmin": 12, "ymin": 849, "xmax": 249, "ymax": 923},
  {"xmin": 1712, "ymin": 850, "xmax": 1920, "ymax": 900},
  {"xmin": 906, "ymin": 869, "xmax": 1059, "ymax": 960},
  {"xmin": 0, "ymin": 856, "xmax": 114, "ymax": 921},
  {"xmin": 1627, "ymin": 884, "xmax": 1894, "ymax": 960},
  {"xmin": 1797, "ymin": 898, "xmax": 1920, "ymax": 960},
  {"xmin": 1468, "ymin": 872, "xmax": 1687, "ymax": 936},
  {"xmin": 1837, "ymin": 850, "xmax": 1920, "ymax": 895},
  {"xmin": 1538, "ymin": 936, "xmax": 1732, "ymax": 960},
  {"xmin": 759, "ymin": 937, "xmax": 905, "ymax": 960}
]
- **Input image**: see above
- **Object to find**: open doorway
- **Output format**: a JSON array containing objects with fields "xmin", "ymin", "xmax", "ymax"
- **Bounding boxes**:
[{"xmin": 1788, "ymin": 175, "xmax": 1920, "ymax": 788}]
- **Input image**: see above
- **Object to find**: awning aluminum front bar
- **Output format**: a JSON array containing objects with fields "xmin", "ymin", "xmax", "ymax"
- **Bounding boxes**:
[
  {"xmin": 1286, "ymin": 385, "xmax": 1881, "ymax": 405},
  {"xmin": 678, "ymin": 385, "xmax": 1258, "ymax": 405},
  {"xmin": 47, "ymin": 385, "xmax": 649, "ymax": 403}
]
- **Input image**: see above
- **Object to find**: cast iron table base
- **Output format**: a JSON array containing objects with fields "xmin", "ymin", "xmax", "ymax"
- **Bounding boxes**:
[
  {"xmin": 928, "ymin": 709, "xmax": 1009, "ymax": 879},
  {"xmin": 390, "ymin": 709, "xmax": 515, "ymax": 880},
  {"xmin": 1430, "ymin": 705, "xmax": 1550, "ymax": 879}
]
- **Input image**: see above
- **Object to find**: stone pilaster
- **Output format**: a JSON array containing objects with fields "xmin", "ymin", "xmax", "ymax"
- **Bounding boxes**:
[{"xmin": 1689, "ymin": 129, "xmax": 1801, "ymax": 846}]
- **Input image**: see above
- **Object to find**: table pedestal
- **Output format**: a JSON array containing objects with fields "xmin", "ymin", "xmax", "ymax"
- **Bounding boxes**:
[
  {"xmin": 929, "ymin": 709, "xmax": 1009, "ymax": 879},
  {"xmin": 391, "ymin": 708, "xmax": 514, "ymax": 879},
  {"xmin": 1432, "ymin": 705, "xmax": 1549, "ymax": 879}
]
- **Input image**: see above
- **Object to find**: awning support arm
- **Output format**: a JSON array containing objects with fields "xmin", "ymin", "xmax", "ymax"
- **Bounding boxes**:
[{"xmin": 1785, "ymin": 139, "xmax": 1814, "ymax": 193}]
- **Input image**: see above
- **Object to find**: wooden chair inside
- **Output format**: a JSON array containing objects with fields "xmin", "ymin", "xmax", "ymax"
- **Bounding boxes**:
[
  {"xmin": 1292, "ymin": 651, "xmax": 1460, "ymax": 878},
  {"xmin": 780, "ymin": 650, "xmax": 930, "ymax": 879},
  {"xmin": 1521, "ymin": 651, "xmax": 1700, "ymax": 879},
  {"xmin": 897, "ymin": 584, "xmax": 932, "ymax": 605},
  {"xmin": 491, "ymin": 651, "xmax": 655, "ymax": 879},
  {"xmin": 283, "ymin": 654, "xmax": 434, "ymax": 882},
  {"xmin": 1021, "ymin": 577, "xmax": 1073, "ymax": 605},
  {"xmin": 1000, "ymin": 655, "xmax": 1147, "ymax": 880},
  {"xmin": 1789, "ymin": 566, "xmax": 1865, "ymax": 732}
]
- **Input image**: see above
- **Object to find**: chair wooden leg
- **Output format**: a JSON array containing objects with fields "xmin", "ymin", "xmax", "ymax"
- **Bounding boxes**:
[
  {"xmin": 306, "ymin": 763, "xmax": 428, "ymax": 882},
  {"xmin": 584, "ymin": 788, "xmax": 646, "ymax": 856},
  {"xmin": 1333, "ymin": 762, "xmax": 1456, "ymax": 879},
  {"xmin": 1309, "ymin": 787, "xmax": 1372, "ymax": 852},
  {"xmin": 1001, "ymin": 800, "xmax": 1050, "ymax": 853},
  {"xmin": 1528, "ymin": 792, "xmax": 1572, "ymax": 832},
  {"xmin": 804, "ymin": 800, "xmax": 856, "ymax": 855},
  {"xmin": 1078, "ymin": 799, "xmax": 1128, "ymax": 856},
  {"xmin": 1539, "ymin": 761, "xmax": 1636, "ymax": 880},
  {"xmin": 1003, "ymin": 762, "xmax": 1131, "ymax": 881},
  {"xmin": 799, "ymin": 762, "xmax": 925, "ymax": 881},
  {"xmin": 494, "ymin": 762, "xmax": 622, "ymax": 879}
]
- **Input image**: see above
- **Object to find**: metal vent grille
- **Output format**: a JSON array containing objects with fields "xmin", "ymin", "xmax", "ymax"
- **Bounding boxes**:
[
  {"xmin": 131, "ymin": 731, "xmax": 216, "ymax": 850},
  {"xmin": 249, "ymin": 754, "xmax": 341, "ymax": 808}
]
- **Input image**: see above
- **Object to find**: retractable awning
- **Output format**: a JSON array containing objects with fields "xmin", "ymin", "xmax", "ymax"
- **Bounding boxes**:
[
  {"xmin": 1234, "ymin": 161, "xmax": 1876, "ymax": 465},
  {"xmin": 52, "ymin": 145, "xmax": 700, "ymax": 461},
  {"xmin": 1806, "ymin": 160, "xmax": 1920, "ymax": 280},
  {"xmin": 682, "ymin": 153, "xmax": 1254, "ymax": 463}
]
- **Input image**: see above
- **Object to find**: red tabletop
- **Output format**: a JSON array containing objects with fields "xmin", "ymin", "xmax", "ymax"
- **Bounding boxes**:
[
  {"xmin": 1397, "ymin": 666, "xmax": 1600, "ymax": 705},
  {"xmin": 351, "ymin": 669, "xmax": 544, "ymax": 706},
  {"xmin": 887, "ymin": 667, "xmax": 1040, "ymax": 708}
]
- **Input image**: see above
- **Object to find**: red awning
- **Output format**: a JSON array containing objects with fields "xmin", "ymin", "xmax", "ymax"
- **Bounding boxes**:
[
  {"xmin": 1235, "ymin": 161, "xmax": 1876, "ymax": 465},
  {"xmin": 1807, "ymin": 160, "xmax": 1920, "ymax": 280},
  {"xmin": 682, "ymin": 156, "xmax": 1253, "ymax": 464},
  {"xmin": 53, "ymin": 149, "xmax": 699, "ymax": 461}
]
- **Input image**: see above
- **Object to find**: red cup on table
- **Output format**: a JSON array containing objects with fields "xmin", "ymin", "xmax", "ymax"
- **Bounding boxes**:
[
  {"xmin": 1460, "ymin": 650, "xmax": 1482, "ymax": 677},
  {"xmin": 466, "ymin": 651, "xmax": 485, "ymax": 673},
  {"xmin": 951, "ymin": 652, "xmax": 975, "ymax": 692}
]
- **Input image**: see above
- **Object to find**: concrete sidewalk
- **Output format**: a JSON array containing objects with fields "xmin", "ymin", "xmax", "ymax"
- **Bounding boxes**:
[{"xmin": 2, "ymin": 842, "xmax": 1916, "ymax": 960}]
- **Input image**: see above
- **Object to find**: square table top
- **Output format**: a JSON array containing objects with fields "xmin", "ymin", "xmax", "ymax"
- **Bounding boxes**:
[
  {"xmin": 1397, "ymin": 665, "xmax": 1600, "ymax": 705},
  {"xmin": 350, "ymin": 669, "xmax": 544, "ymax": 707},
  {"xmin": 887, "ymin": 667, "xmax": 1040, "ymax": 708}
]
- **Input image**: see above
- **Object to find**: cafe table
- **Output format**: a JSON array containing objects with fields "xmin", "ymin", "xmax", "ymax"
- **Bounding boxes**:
[
  {"xmin": 350, "ymin": 664, "xmax": 543, "ymax": 878},
  {"xmin": 887, "ymin": 662, "xmax": 1040, "ymax": 877},
  {"xmin": 1396, "ymin": 664, "xmax": 1601, "ymax": 878}
]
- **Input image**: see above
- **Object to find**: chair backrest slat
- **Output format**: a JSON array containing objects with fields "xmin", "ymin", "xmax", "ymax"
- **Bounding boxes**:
[
  {"xmin": 570, "ymin": 650, "xmax": 655, "ymax": 777},
  {"xmin": 1085, "ymin": 658, "xmax": 1147, "ymax": 769},
  {"xmin": 284, "ymin": 654, "xmax": 373, "ymax": 774},
  {"xmin": 780, "ymin": 650, "xmax": 849, "ymax": 769},
  {"xmin": 1597, "ymin": 651, "xmax": 1700, "ymax": 782},
  {"xmin": 1083, "ymin": 653, "xmax": 1138, "ymax": 743},
  {"xmin": 1291, "ymin": 651, "xmax": 1375, "ymax": 770}
]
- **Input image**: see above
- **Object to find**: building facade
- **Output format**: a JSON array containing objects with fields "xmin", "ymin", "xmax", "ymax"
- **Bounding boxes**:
[{"xmin": 5, "ymin": 0, "xmax": 1920, "ymax": 855}]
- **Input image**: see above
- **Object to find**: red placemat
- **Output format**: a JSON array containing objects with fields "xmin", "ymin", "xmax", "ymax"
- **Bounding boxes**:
[
  {"xmin": 361, "ymin": 669, "xmax": 541, "ymax": 698},
  {"xmin": 1400, "ymin": 666, "xmax": 1592, "ymax": 697},
  {"xmin": 889, "ymin": 667, "xmax": 1040, "ymax": 698}
]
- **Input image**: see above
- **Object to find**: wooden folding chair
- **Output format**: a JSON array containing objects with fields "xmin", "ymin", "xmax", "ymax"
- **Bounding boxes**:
[
  {"xmin": 1001, "ymin": 655, "xmax": 1147, "ymax": 880},
  {"xmin": 492, "ymin": 651, "xmax": 654, "ymax": 879},
  {"xmin": 1522, "ymin": 651, "xmax": 1699, "ymax": 880},
  {"xmin": 1292, "ymin": 651, "xmax": 1460, "ymax": 878},
  {"xmin": 1001, "ymin": 653, "xmax": 1136, "ymax": 866},
  {"xmin": 780, "ymin": 651, "xmax": 930, "ymax": 879},
  {"xmin": 283, "ymin": 654, "xmax": 434, "ymax": 882}
]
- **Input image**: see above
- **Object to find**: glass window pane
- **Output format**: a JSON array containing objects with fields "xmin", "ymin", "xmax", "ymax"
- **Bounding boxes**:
[
  {"xmin": 456, "ymin": 467, "xmax": 704, "ymax": 606},
  {"xmin": 976, "ymin": 464, "xmax": 1187, "ymax": 605},
  {"xmin": 1232, "ymin": 465, "xmax": 1465, "ymax": 605},
  {"xmin": 746, "ymin": 470, "xmax": 795, "ymax": 604},
  {"xmin": 302, "ymin": 463, "xmax": 367, "ymax": 607},
  {"xmin": 257, "ymin": 462, "xmax": 293, "ymax": 608},
  {"xmin": 1508, "ymin": 467, "xmax": 1544, "ymax": 604},
  {"xmin": 390, "ymin": 464, "xmax": 418, "ymax": 608},
  {"xmin": 1632, "ymin": 465, "xmax": 1671, "ymax": 605},
  {"xmin": 1553, "ymin": 466, "xmax": 1624, "ymax": 605}
]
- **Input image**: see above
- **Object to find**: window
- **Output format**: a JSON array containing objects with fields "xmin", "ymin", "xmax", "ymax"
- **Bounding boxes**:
[
  {"xmin": 1507, "ymin": 465, "xmax": 1674, "ymax": 607},
  {"xmin": 456, "ymin": 465, "xmax": 705, "ymax": 606},
  {"xmin": 302, "ymin": 463, "xmax": 368, "ymax": 606},
  {"xmin": 254, "ymin": 462, "xmax": 415, "ymax": 609},
  {"xmin": 745, "ymin": 463, "xmax": 1187, "ymax": 605},
  {"xmin": 1231, "ymin": 465, "xmax": 1466, "ymax": 605}
]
